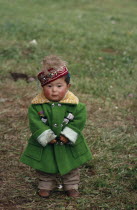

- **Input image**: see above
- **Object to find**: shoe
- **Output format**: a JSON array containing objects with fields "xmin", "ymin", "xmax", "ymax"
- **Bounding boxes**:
[
  {"xmin": 38, "ymin": 189, "xmax": 51, "ymax": 198},
  {"xmin": 66, "ymin": 189, "xmax": 79, "ymax": 198}
]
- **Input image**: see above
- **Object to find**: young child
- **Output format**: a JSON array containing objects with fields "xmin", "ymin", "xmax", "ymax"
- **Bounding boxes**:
[{"xmin": 20, "ymin": 55, "xmax": 92, "ymax": 198}]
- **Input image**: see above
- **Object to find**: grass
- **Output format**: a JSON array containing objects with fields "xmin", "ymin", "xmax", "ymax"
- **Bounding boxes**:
[{"xmin": 0, "ymin": 0, "xmax": 137, "ymax": 209}]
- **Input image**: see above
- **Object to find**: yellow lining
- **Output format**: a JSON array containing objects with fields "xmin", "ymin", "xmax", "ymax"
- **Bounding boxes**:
[{"xmin": 31, "ymin": 91, "xmax": 79, "ymax": 104}]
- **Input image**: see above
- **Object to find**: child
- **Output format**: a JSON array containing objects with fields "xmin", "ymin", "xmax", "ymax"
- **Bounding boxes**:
[{"xmin": 20, "ymin": 55, "xmax": 92, "ymax": 198}]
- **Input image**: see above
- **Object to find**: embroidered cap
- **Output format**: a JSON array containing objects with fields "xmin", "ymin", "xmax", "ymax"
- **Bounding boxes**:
[{"xmin": 38, "ymin": 66, "xmax": 69, "ymax": 86}]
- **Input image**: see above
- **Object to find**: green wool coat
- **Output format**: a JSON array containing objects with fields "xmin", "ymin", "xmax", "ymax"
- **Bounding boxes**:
[{"xmin": 20, "ymin": 91, "xmax": 92, "ymax": 175}]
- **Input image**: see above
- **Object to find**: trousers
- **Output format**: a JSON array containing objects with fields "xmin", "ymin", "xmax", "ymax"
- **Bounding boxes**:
[{"xmin": 37, "ymin": 168, "xmax": 80, "ymax": 191}]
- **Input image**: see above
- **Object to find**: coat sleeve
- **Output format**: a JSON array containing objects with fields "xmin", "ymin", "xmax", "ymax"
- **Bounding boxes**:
[
  {"xmin": 28, "ymin": 105, "xmax": 57, "ymax": 147},
  {"xmin": 61, "ymin": 103, "xmax": 86, "ymax": 144}
]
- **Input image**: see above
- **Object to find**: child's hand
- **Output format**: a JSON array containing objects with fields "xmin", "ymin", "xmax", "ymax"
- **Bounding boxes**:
[
  {"xmin": 60, "ymin": 135, "xmax": 69, "ymax": 144},
  {"xmin": 49, "ymin": 139, "xmax": 57, "ymax": 144}
]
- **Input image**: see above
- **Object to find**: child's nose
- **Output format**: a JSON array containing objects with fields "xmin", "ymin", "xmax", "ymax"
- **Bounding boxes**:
[{"xmin": 52, "ymin": 86, "xmax": 57, "ymax": 92}]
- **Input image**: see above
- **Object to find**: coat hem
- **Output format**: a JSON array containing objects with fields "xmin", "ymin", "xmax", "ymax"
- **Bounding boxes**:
[{"xmin": 20, "ymin": 154, "xmax": 92, "ymax": 176}]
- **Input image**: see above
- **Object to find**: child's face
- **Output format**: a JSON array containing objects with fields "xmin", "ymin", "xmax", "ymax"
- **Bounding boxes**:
[{"xmin": 43, "ymin": 77, "xmax": 71, "ymax": 102}]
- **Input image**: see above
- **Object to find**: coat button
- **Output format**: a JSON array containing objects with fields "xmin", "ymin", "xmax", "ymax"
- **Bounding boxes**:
[
  {"xmin": 52, "ymin": 103, "xmax": 55, "ymax": 106},
  {"xmin": 54, "ymin": 124, "xmax": 57, "ymax": 127},
  {"xmin": 58, "ymin": 104, "xmax": 61, "ymax": 107}
]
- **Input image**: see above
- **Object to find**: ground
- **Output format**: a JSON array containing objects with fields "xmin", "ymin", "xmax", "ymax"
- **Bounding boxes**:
[{"xmin": 0, "ymin": 79, "xmax": 136, "ymax": 209}]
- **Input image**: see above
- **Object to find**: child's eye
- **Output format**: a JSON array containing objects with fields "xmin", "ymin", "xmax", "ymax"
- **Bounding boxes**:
[
  {"xmin": 47, "ymin": 85, "xmax": 52, "ymax": 87},
  {"xmin": 58, "ymin": 85, "xmax": 62, "ymax": 87}
]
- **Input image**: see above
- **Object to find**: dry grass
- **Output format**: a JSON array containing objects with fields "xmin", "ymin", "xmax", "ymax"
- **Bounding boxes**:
[{"xmin": 0, "ymin": 78, "xmax": 137, "ymax": 209}]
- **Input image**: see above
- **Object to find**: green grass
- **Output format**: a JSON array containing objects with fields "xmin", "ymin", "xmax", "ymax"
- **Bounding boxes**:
[
  {"xmin": 0, "ymin": 0, "xmax": 137, "ymax": 209},
  {"xmin": 0, "ymin": 0, "xmax": 137, "ymax": 98}
]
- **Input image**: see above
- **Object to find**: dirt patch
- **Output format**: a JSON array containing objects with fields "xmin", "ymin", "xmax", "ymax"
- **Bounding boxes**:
[{"xmin": 0, "ymin": 80, "xmax": 137, "ymax": 209}]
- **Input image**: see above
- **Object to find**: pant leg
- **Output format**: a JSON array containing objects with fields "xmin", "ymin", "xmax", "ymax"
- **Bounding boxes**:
[
  {"xmin": 61, "ymin": 168, "xmax": 80, "ymax": 191},
  {"xmin": 36, "ymin": 170, "xmax": 57, "ymax": 191}
]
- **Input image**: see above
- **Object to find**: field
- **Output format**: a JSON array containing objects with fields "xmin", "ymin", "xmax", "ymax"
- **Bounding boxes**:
[{"xmin": 0, "ymin": 0, "xmax": 137, "ymax": 209}]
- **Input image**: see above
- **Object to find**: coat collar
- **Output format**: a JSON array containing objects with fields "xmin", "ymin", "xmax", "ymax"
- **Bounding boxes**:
[{"xmin": 31, "ymin": 91, "xmax": 79, "ymax": 105}]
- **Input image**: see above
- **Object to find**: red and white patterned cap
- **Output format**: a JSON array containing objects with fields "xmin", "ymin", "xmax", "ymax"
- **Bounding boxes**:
[{"xmin": 38, "ymin": 66, "xmax": 69, "ymax": 86}]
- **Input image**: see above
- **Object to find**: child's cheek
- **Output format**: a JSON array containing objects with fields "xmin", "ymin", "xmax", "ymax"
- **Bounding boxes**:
[
  {"xmin": 59, "ymin": 90, "xmax": 66, "ymax": 98},
  {"xmin": 43, "ymin": 89, "xmax": 51, "ymax": 98}
]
